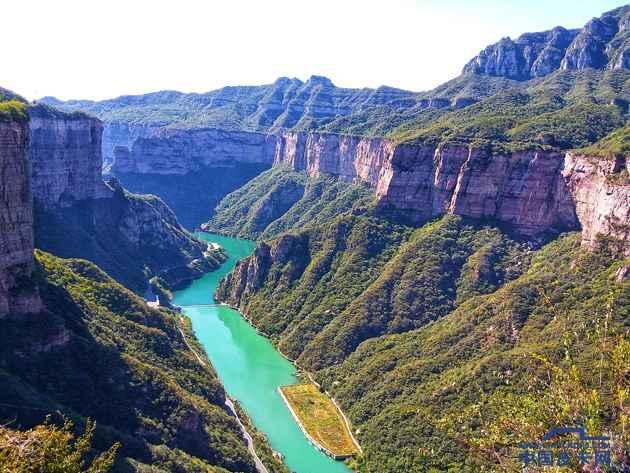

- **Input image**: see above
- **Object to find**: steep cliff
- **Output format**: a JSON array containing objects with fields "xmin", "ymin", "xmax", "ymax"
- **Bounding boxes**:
[
  {"xmin": 0, "ymin": 114, "xmax": 42, "ymax": 316},
  {"xmin": 269, "ymin": 130, "xmax": 629, "ymax": 252},
  {"xmin": 28, "ymin": 105, "xmax": 111, "ymax": 206},
  {"xmin": 272, "ymin": 132, "xmax": 394, "ymax": 186},
  {"xmin": 114, "ymin": 128, "xmax": 278, "ymax": 175},
  {"xmin": 563, "ymin": 152, "xmax": 630, "ymax": 252},
  {"xmin": 27, "ymin": 105, "xmax": 215, "ymax": 292}
]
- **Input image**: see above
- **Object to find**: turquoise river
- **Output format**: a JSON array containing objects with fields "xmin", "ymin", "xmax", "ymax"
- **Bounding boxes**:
[{"xmin": 172, "ymin": 233, "xmax": 350, "ymax": 473}]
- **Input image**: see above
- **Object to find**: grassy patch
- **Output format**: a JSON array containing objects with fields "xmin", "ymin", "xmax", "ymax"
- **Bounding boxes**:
[
  {"xmin": 279, "ymin": 384, "xmax": 358, "ymax": 458},
  {"xmin": 0, "ymin": 99, "xmax": 28, "ymax": 122}
]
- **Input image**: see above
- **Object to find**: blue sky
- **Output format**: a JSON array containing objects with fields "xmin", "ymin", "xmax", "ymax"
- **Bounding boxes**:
[{"xmin": 3, "ymin": 0, "xmax": 627, "ymax": 100}]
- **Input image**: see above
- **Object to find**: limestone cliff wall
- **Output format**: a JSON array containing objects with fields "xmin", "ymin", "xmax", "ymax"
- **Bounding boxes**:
[
  {"xmin": 29, "ymin": 106, "xmax": 112, "ymax": 207},
  {"xmin": 375, "ymin": 144, "xmax": 579, "ymax": 237},
  {"xmin": 272, "ymin": 132, "xmax": 394, "ymax": 187},
  {"xmin": 563, "ymin": 153, "xmax": 630, "ymax": 253},
  {"xmin": 113, "ymin": 128, "xmax": 278, "ymax": 175},
  {"xmin": 273, "ymin": 131, "xmax": 629, "ymax": 253},
  {"xmin": 0, "ymin": 120, "xmax": 41, "ymax": 316},
  {"xmin": 103, "ymin": 121, "xmax": 628, "ymax": 253},
  {"xmin": 102, "ymin": 120, "xmax": 156, "ymax": 166}
]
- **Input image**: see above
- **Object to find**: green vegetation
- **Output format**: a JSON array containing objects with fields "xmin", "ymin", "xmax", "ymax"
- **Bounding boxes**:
[
  {"xmin": 0, "ymin": 419, "xmax": 119, "ymax": 473},
  {"xmin": 205, "ymin": 167, "xmax": 374, "ymax": 240},
  {"xmin": 220, "ymin": 209, "xmax": 629, "ymax": 471},
  {"xmin": 42, "ymin": 80, "xmax": 415, "ymax": 132},
  {"xmin": 0, "ymin": 99, "xmax": 28, "ymax": 122},
  {"xmin": 279, "ymin": 384, "xmax": 358, "ymax": 458},
  {"xmin": 321, "ymin": 70, "xmax": 630, "ymax": 154},
  {"xmin": 317, "ymin": 234, "xmax": 629, "ymax": 472},
  {"xmin": 390, "ymin": 70, "xmax": 629, "ymax": 152},
  {"xmin": 222, "ymin": 214, "xmax": 530, "ymax": 369},
  {"xmin": 578, "ymin": 124, "xmax": 630, "ymax": 159},
  {"xmin": 0, "ymin": 251, "xmax": 259, "ymax": 472}
]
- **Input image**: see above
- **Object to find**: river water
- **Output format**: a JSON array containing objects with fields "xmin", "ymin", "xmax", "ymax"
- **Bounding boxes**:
[{"xmin": 172, "ymin": 233, "xmax": 350, "ymax": 473}]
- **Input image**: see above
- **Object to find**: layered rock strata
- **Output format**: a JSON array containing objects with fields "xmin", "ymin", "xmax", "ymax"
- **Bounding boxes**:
[
  {"xmin": 113, "ymin": 128, "xmax": 278, "ymax": 175},
  {"xmin": 29, "ymin": 105, "xmax": 112, "ymax": 206},
  {"xmin": 563, "ymin": 153, "xmax": 630, "ymax": 252},
  {"xmin": 272, "ymin": 131, "xmax": 629, "ymax": 253},
  {"xmin": 0, "ymin": 120, "xmax": 41, "ymax": 316}
]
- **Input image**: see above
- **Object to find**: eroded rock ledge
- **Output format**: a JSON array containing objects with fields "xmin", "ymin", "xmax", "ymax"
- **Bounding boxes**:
[{"xmin": 273, "ymin": 132, "xmax": 629, "ymax": 254}]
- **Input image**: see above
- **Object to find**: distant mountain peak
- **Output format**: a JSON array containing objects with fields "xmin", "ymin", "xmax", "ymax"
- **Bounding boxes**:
[
  {"xmin": 305, "ymin": 75, "xmax": 335, "ymax": 87},
  {"xmin": 463, "ymin": 5, "xmax": 629, "ymax": 80}
]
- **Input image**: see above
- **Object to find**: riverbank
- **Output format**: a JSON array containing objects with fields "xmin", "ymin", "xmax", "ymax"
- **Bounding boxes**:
[
  {"xmin": 223, "ymin": 303, "xmax": 363, "ymax": 459},
  {"xmin": 172, "ymin": 232, "xmax": 351, "ymax": 473},
  {"xmin": 174, "ymin": 314, "xmax": 270, "ymax": 473}
]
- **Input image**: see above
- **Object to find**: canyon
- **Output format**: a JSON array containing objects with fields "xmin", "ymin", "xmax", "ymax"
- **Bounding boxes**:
[
  {"xmin": 110, "ymin": 126, "xmax": 630, "ymax": 254},
  {"xmin": 1, "ymin": 3, "xmax": 628, "ymax": 472},
  {"xmin": 41, "ymin": 6, "xmax": 629, "ymax": 250},
  {"xmin": 1, "ymin": 102, "xmax": 219, "ymax": 310},
  {"xmin": 0, "ymin": 101, "xmax": 265, "ymax": 473}
]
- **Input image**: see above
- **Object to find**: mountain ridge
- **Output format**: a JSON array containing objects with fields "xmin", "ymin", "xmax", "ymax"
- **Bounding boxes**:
[{"xmin": 463, "ymin": 5, "xmax": 630, "ymax": 80}]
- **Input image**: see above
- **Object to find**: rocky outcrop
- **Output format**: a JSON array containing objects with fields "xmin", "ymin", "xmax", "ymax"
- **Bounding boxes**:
[
  {"xmin": 216, "ymin": 234, "xmax": 302, "ymax": 305},
  {"xmin": 376, "ymin": 144, "xmax": 579, "ymax": 237},
  {"xmin": 0, "ymin": 119, "xmax": 42, "ymax": 316},
  {"xmin": 273, "ymin": 132, "xmax": 395, "ymax": 187},
  {"xmin": 463, "ymin": 5, "xmax": 629, "ymax": 79},
  {"xmin": 563, "ymin": 153, "xmax": 630, "ymax": 253},
  {"xmin": 102, "ymin": 121, "xmax": 156, "ymax": 166},
  {"xmin": 273, "ymin": 131, "xmax": 629, "ymax": 253},
  {"xmin": 29, "ymin": 105, "xmax": 112, "ymax": 207},
  {"xmin": 27, "ymin": 106, "xmax": 213, "ymax": 292}
]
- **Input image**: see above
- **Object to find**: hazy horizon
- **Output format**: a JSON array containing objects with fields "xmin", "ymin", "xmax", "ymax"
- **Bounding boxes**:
[{"xmin": 5, "ymin": 0, "xmax": 628, "ymax": 101}]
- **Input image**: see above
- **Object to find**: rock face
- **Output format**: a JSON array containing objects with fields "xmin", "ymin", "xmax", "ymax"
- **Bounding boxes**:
[
  {"xmin": 463, "ymin": 5, "xmax": 629, "ymax": 79},
  {"xmin": 376, "ymin": 144, "xmax": 579, "ymax": 236},
  {"xmin": 27, "ymin": 106, "xmax": 213, "ymax": 292},
  {"xmin": 29, "ymin": 105, "xmax": 112, "ymax": 207},
  {"xmin": 563, "ymin": 153, "xmax": 630, "ymax": 253},
  {"xmin": 102, "ymin": 120, "xmax": 155, "ymax": 166},
  {"xmin": 113, "ymin": 128, "xmax": 278, "ymax": 175},
  {"xmin": 273, "ymin": 131, "xmax": 629, "ymax": 253},
  {"xmin": 0, "ymin": 120, "xmax": 42, "ymax": 316},
  {"xmin": 217, "ymin": 234, "xmax": 298, "ymax": 305},
  {"xmin": 273, "ymin": 132, "xmax": 395, "ymax": 187}
]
